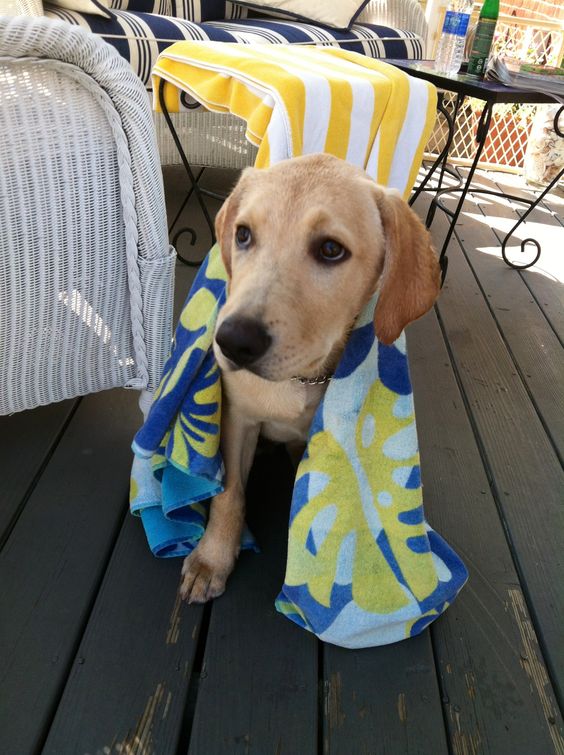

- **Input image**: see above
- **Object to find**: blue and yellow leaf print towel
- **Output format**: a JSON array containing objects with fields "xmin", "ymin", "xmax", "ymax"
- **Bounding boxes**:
[
  {"xmin": 131, "ymin": 245, "xmax": 468, "ymax": 648},
  {"xmin": 275, "ymin": 300, "xmax": 467, "ymax": 647},
  {"xmin": 130, "ymin": 248, "xmax": 254, "ymax": 557},
  {"xmin": 131, "ymin": 42, "xmax": 467, "ymax": 646}
]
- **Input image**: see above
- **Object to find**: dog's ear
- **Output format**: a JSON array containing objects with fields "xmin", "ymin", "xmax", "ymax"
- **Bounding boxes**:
[
  {"xmin": 214, "ymin": 194, "xmax": 237, "ymax": 277},
  {"xmin": 214, "ymin": 167, "xmax": 257, "ymax": 277},
  {"xmin": 371, "ymin": 187, "xmax": 440, "ymax": 345}
]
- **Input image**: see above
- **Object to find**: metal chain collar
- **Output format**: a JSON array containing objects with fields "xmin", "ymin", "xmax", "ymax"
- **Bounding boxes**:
[{"xmin": 290, "ymin": 374, "xmax": 333, "ymax": 386}]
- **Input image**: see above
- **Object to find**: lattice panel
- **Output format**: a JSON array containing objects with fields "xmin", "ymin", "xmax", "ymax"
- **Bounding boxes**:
[
  {"xmin": 425, "ymin": 95, "xmax": 538, "ymax": 170},
  {"xmin": 494, "ymin": 20, "xmax": 563, "ymax": 66}
]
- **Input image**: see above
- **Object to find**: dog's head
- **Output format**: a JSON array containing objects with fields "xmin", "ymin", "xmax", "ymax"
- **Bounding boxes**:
[{"xmin": 213, "ymin": 153, "xmax": 439, "ymax": 381}]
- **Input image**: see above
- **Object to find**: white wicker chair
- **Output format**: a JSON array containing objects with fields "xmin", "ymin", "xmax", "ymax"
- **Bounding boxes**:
[{"xmin": 0, "ymin": 15, "xmax": 176, "ymax": 416}]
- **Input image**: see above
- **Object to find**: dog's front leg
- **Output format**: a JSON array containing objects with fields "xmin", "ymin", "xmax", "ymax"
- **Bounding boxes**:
[{"xmin": 180, "ymin": 404, "xmax": 260, "ymax": 604}]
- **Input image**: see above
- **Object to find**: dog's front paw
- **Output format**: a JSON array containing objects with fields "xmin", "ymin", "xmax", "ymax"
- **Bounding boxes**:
[{"xmin": 179, "ymin": 544, "xmax": 236, "ymax": 604}]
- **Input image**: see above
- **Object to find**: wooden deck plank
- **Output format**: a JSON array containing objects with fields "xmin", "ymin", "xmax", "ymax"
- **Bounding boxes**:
[
  {"xmin": 490, "ymin": 170, "xmax": 564, "ymax": 230},
  {"xmin": 1, "ymin": 165, "xmax": 561, "ymax": 755},
  {"xmin": 42, "ymin": 512, "xmax": 204, "ymax": 755},
  {"xmin": 541, "ymin": 183, "xmax": 564, "ymax": 229},
  {"xmin": 0, "ymin": 399, "xmax": 77, "ymax": 546},
  {"xmin": 436, "ymin": 178, "xmax": 564, "ymax": 462},
  {"xmin": 407, "ymin": 307, "xmax": 564, "ymax": 754},
  {"xmin": 419, "ymin": 199, "xmax": 564, "ymax": 708},
  {"xmin": 486, "ymin": 171, "xmax": 564, "ymax": 338},
  {"xmin": 0, "ymin": 389, "xmax": 140, "ymax": 755},
  {"xmin": 323, "ymin": 632, "xmax": 448, "ymax": 755},
  {"xmin": 188, "ymin": 449, "xmax": 319, "ymax": 755}
]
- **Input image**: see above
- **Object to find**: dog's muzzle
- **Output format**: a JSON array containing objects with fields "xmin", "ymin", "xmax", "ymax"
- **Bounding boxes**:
[{"xmin": 215, "ymin": 316, "xmax": 272, "ymax": 368}]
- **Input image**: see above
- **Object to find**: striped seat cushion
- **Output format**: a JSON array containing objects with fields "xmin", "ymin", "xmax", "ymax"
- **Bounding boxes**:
[
  {"xmin": 44, "ymin": 10, "xmax": 424, "ymax": 86},
  {"xmin": 107, "ymin": 0, "xmax": 249, "ymax": 20}
]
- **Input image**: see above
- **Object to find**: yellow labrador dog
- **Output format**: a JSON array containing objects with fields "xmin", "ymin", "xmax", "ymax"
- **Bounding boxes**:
[{"xmin": 180, "ymin": 153, "xmax": 439, "ymax": 604}]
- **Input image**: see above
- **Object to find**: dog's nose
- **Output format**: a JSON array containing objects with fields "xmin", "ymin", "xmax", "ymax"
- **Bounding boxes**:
[{"xmin": 215, "ymin": 316, "xmax": 272, "ymax": 367}]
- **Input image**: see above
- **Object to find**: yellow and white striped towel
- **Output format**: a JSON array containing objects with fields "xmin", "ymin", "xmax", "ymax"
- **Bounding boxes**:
[{"xmin": 153, "ymin": 42, "xmax": 436, "ymax": 199}]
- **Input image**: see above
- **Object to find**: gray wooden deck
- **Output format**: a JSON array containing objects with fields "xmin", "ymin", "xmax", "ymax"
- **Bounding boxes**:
[{"xmin": 1, "ymin": 166, "xmax": 563, "ymax": 755}]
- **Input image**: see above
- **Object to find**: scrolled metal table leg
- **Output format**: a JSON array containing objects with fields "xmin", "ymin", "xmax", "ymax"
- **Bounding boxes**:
[
  {"xmin": 501, "ymin": 106, "xmax": 563, "ymax": 270},
  {"xmin": 166, "ymin": 166, "xmax": 210, "ymax": 266},
  {"xmin": 158, "ymin": 78, "xmax": 218, "ymax": 257},
  {"xmin": 431, "ymin": 101, "xmax": 494, "ymax": 274},
  {"xmin": 171, "ymin": 227, "xmax": 209, "ymax": 268},
  {"xmin": 436, "ymin": 92, "xmax": 465, "ymax": 193},
  {"xmin": 500, "ymin": 170, "xmax": 563, "ymax": 269},
  {"xmin": 501, "ymin": 236, "xmax": 542, "ymax": 270},
  {"xmin": 167, "ymin": 166, "xmax": 206, "ymax": 236},
  {"xmin": 418, "ymin": 92, "xmax": 465, "ymax": 221},
  {"xmin": 410, "ymin": 92, "xmax": 459, "ymax": 206}
]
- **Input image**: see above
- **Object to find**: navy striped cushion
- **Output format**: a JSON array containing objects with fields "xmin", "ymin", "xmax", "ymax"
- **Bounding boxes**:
[
  {"xmin": 224, "ymin": 1, "xmax": 248, "ymax": 19},
  {"xmin": 44, "ymin": 9, "xmax": 424, "ymax": 85},
  {"xmin": 106, "ymin": 0, "xmax": 248, "ymax": 19},
  {"xmin": 171, "ymin": 0, "xmax": 248, "ymax": 21},
  {"xmin": 110, "ymin": 0, "xmax": 171, "ymax": 13}
]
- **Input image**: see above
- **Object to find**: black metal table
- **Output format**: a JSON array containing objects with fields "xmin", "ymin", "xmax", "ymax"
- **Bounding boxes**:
[{"xmin": 384, "ymin": 59, "xmax": 563, "ymax": 281}]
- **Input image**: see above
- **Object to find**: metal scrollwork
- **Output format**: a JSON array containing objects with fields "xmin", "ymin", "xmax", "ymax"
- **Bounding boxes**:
[
  {"xmin": 171, "ymin": 226, "xmax": 210, "ymax": 267},
  {"xmin": 501, "ymin": 105, "xmax": 563, "ymax": 270},
  {"xmin": 158, "ymin": 78, "xmax": 218, "ymax": 263}
]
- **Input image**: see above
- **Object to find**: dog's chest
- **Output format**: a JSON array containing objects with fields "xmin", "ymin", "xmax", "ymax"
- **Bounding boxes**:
[{"xmin": 222, "ymin": 371, "xmax": 325, "ymax": 443}]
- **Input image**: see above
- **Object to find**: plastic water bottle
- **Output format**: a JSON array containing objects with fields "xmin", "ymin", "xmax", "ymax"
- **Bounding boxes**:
[{"xmin": 434, "ymin": 0, "xmax": 474, "ymax": 75}]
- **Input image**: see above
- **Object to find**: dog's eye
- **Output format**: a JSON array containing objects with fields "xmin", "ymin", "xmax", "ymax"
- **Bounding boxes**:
[
  {"xmin": 235, "ymin": 225, "xmax": 252, "ymax": 249},
  {"xmin": 319, "ymin": 240, "xmax": 348, "ymax": 263}
]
